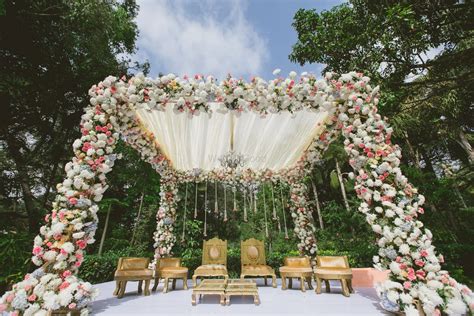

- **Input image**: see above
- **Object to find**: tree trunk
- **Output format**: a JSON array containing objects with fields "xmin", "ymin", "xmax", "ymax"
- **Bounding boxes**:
[
  {"xmin": 456, "ymin": 130, "xmax": 474, "ymax": 164},
  {"xmin": 336, "ymin": 159, "xmax": 351, "ymax": 212},
  {"xmin": 131, "ymin": 192, "xmax": 145, "ymax": 246},
  {"xmin": 310, "ymin": 180, "xmax": 324, "ymax": 229},
  {"xmin": 98, "ymin": 203, "xmax": 112, "ymax": 256},
  {"xmin": 404, "ymin": 131, "xmax": 421, "ymax": 168}
]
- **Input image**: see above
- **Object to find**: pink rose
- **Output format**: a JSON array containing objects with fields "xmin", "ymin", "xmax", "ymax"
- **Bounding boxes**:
[
  {"xmin": 403, "ymin": 281, "xmax": 412, "ymax": 289},
  {"xmin": 416, "ymin": 270, "xmax": 426, "ymax": 280},
  {"xmin": 6, "ymin": 294, "xmax": 14, "ymax": 303},
  {"xmin": 59, "ymin": 281, "xmax": 70, "ymax": 290},
  {"xmin": 32, "ymin": 246, "xmax": 42, "ymax": 256},
  {"xmin": 28, "ymin": 294, "xmax": 37, "ymax": 302},
  {"xmin": 76, "ymin": 239, "xmax": 87, "ymax": 250},
  {"xmin": 415, "ymin": 259, "xmax": 425, "ymax": 267},
  {"xmin": 420, "ymin": 250, "xmax": 428, "ymax": 258},
  {"xmin": 68, "ymin": 303, "xmax": 77, "ymax": 309},
  {"xmin": 407, "ymin": 268, "xmax": 416, "ymax": 281},
  {"xmin": 63, "ymin": 270, "xmax": 72, "ymax": 278},
  {"xmin": 0, "ymin": 304, "xmax": 6, "ymax": 312}
]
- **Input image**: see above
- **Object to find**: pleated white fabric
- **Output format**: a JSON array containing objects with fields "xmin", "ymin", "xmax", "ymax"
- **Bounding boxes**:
[{"xmin": 135, "ymin": 103, "xmax": 328, "ymax": 172}]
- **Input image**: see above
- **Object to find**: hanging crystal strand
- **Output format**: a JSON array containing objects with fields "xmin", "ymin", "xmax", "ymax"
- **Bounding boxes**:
[
  {"xmin": 223, "ymin": 184, "xmax": 228, "ymax": 222},
  {"xmin": 214, "ymin": 181, "xmax": 218, "ymax": 214},
  {"xmin": 263, "ymin": 184, "xmax": 269, "ymax": 238},
  {"xmin": 194, "ymin": 181, "xmax": 198, "ymax": 219},
  {"xmin": 280, "ymin": 183, "xmax": 289, "ymax": 239},
  {"xmin": 233, "ymin": 187, "xmax": 237, "ymax": 212},
  {"xmin": 253, "ymin": 191, "xmax": 257, "ymax": 214},
  {"xmin": 203, "ymin": 181, "xmax": 208, "ymax": 237},
  {"xmin": 181, "ymin": 182, "xmax": 189, "ymax": 242},
  {"xmin": 243, "ymin": 190, "xmax": 248, "ymax": 222},
  {"xmin": 271, "ymin": 183, "xmax": 277, "ymax": 220}
]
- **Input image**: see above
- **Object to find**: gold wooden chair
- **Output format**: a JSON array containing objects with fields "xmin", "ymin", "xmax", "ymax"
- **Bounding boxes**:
[
  {"xmin": 240, "ymin": 238, "xmax": 276, "ymax": 287},
  {"xmin": 152, "ymin": 257, "xmax": 189, "ymax": 293},
  {"xmin": 314, "ymin": 256, "xmax": 353, "ymax": 297},
  {"xmin": 279, "ymin": 256, "xmax": 313, "ymax": 292},
  {"xmin": 113, "ymin": 257, "xmax": 153, "ymax": 298},
  {"xmin": 192, "ymin": 237, "xmax": 228, "ymax": 286}
]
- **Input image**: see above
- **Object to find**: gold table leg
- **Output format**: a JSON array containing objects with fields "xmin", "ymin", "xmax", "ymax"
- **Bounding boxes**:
[
  {"xmin": 220, "ymin": 294, "xmax": 225, "ymax": 306},
  {"xmin": 113, "ymin": 281, "xmax": 120, "ymax": 296},
  {"xmin": 191, "ymin": 293, "xmax": 197, "ymax": 306},
  {"xmin": 272, "ymin": 275, "xmax": 277, "ymax": 288},
  {"xmin": 300, "ymin": 277, "xmax": 306, "ymax": 292},
  {"xmin": 163, "ymin": 278, "xmax": 169, "ymax": 293},
  {"xmin": 152, "ymin": 277, "xmax": 159, "ymax": 292},
  {"xmin": 325, "ymin": 280, "xmax": 331, "ymax": 293},
  {"xmin": 307, "ymin": 277, "xmax": 313, "ymax": 290},
  {"xmin": 118, "ymin": 281, "xmax": 127, "ymax": 298},
  {"xmin": 315, "ymin": 277, "xmax": 322, "ymax": 294},
  {"xmin": 254, "ymin": 294, "xmax": 260, "ymax": 305},
  {"xmin": 281, "ymin": 275, "xmax": 287, "ymax": 290},
  {"xmin": 183, "ymin": 277, "xmax": 189, "ymax": 290},
  {"xmin": 341, "ymin": 279, "xmax": 350, "ymax": 297}
]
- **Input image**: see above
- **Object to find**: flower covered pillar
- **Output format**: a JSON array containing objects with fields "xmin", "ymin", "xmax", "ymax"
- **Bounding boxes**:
[
  {"xmin": 152, "ymin": 171, "xmax": 179, "ymax": 265},
  {"xmin": 287, "ymin": 173, "xmax": 318, "ymax": 257},
  {"xmin": 0, "ymin": 76, "xmax": 124, "ymax": 315},
  {"xmin": 333, "ymin": 72, "xmax": 473, "ymax": 315}
]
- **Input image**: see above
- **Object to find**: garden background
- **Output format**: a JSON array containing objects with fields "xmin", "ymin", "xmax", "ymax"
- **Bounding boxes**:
[{"xmin": 1, "ymin": 0, "xmax": 473, "ymax": 294}]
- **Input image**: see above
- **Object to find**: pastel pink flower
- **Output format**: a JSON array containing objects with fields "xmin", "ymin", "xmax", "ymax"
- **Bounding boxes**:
[
  {"xmin": 69, "ymin": 197, "xmax": 78, "ymax": 205},
  {"xmin": 407, "ymin": 268, "xmax": 416, "ymax": 281},
  {"xmin": 420, "ymin": 250, "xmax": 428, "ymax": 258},
  {"xmin": 0, "ymin": 304, "xmax": 6, "ymax": 312},
  {"xmin": 63, "ymin": 270, "xmax": 72, "ymax": 278},
  {"xmin": 415, "ymin": 259, "xmax": 425, "ymax": 267},
  {"xmin": 59, "ymin": 281, "xmax": 70, "ymax": 290},
  {"xmin": 28, "ymin": 294, "xmax": 37, "ymax": 302},
  {"xmin": 76, "ymin": 239, "xmax": 87, "ymax": 249},
  {"xmin": 68, "ymin": 303, "xmax": 77, "ymax": 309},
  {"xmin": 32, "ymin": 246, "xmax": 42, "ymax": 255},
  {"xmin": 403, "ymin": 281, "xmax": 412, "ymax": 289}
]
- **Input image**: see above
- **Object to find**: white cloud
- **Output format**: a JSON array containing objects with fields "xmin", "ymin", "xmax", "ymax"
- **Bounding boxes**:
[{"xmin": 135, "ymin": 0, "xmax": 268, "ymax": 79}]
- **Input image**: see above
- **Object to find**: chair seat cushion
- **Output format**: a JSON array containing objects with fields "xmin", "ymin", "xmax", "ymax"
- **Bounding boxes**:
[
  {"xmin": 314, "ymin": 267, "xmax": 352, "ymax": 276},
  {"xmin": 279, "ymin": 266, "xmax": 313, "ymax": 273},
  {"xmin": 195, "ymin": 264, "xmax": 228, "ymax": 273},
  {"xmin": 115, "ymin": 269, "xmax": 153, "ymax": 279},
  {"xmin": 160, "ymin": 267, "xmax": 189, "ymax": 274},
  {"xmin": 242, "ymin": 265, "xmax": 274, "ymax": 275}
]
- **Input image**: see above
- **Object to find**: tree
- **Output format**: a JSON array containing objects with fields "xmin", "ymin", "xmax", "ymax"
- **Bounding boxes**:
[
  {"xmin": 0, "ymin": 0, "xmax": 148, "ymax": 233},
  {"xmin": 290, "ymin": 0, "xmax": 474, "ymax": 165}
]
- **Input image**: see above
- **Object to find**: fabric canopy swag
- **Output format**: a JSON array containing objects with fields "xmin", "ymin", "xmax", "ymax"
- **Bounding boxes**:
[{"xmin": 1, "ymin": 71, "xmax": 472, "ymax": 316}]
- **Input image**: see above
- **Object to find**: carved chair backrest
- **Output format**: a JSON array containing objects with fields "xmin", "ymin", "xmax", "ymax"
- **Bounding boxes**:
[
  {"xmin": 156, "ymin": 258, "xmax": 181, "ymax": 272},
  {"xmin": 284, "ymin": 256, "xmax": 311, "ymax": 267},
  {"xmin": 202, "ymin": 237, "xmax": 227, "ymax": 266},
  {"xmin": 117, "ymin": 257, "xmax": 150, "ymax": 271},
  {"xmin": 316, "ymin": 256, "xmax": 350, "ymax": 268},
  {"xmin": 241, "ymin": 238, "xmax": 266, "ymax": 266}
]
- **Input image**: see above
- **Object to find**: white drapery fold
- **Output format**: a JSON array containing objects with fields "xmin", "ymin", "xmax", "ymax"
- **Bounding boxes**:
[{"xmin": 136, "ymin": 103, "xmax": 328, "ymax": 172}]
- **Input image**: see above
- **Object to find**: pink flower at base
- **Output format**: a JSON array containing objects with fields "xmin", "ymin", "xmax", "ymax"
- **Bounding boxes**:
[
  {"xmin": 32, "ymin": 246, "xmax": 42, "ymax": 256},
  {"xmin": 403, "ymin": 281, "xmax": 412, "ymax": 289},
  {"xmin": 76, "ymin": 239, "xmax": 87, "ymax": 250}
]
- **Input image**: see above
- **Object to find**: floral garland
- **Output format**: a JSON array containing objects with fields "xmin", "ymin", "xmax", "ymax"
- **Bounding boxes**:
[{"xmin": 1, "ymin": 71, "xmax": 472, "ymax": 315}]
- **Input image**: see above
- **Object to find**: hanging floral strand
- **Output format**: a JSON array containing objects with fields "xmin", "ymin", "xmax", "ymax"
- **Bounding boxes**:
[
  {"xmin": 271, "ymin": 183, "xmax": 277, "ymax": 220},
  {"xmin": 223, "ymin": 184, "xmax": 228, "ymax": 222},
  {"xmin": 181, "ymin": 182, "xmax": 188, "ymax": 242},
  {"xmin": 262, "ymin": 184, "xmax": 269, "ymax": 238},
  {"xmin": 280, "ymin": 184, "xmax": 289, "ymax": 239},
  {"xmin": 194, "ymin": 181, "xmax": 198, "ymax": 219},
  {"xmin": 214, "ymin": 181, "xmax": 218, "ymax": 214},
  {"xmin": 203, "ymin": 181, "xmax": 208, "ymax": 237},
  {"xmin": 243, "ymin": 190, "xmax": 248, "ymax": 222}
]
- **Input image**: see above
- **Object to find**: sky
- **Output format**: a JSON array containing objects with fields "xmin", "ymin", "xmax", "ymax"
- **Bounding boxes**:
[{"xmin": 132, "ymin": 0, "xmax": 345, "ymax": 80}]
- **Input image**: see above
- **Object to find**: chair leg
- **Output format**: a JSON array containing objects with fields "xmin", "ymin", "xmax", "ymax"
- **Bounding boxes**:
[
  {"xmin": 289, "ymin": 278, "xmax": 293, "ymax": 289},
  {"xmin": 172, "ymin": 279, "xmax": 176, "ymax": 290},
  {"xmin": 144, "ymin": 279, "xmax": 151, "ymax": 296},
  {"xmin": 315, "ymin": 277, "xmax": 322, "ymax": 294},
  {"xmin": 300, "ymin": 277, "xmax": 306, "ymax": 292},
  {"xmin": 307, "ymin": 277, "xmax": 313, "ymax": 290},
  {"xmin": 281, "ymin": 275, "xmax": 287, "ymax": 290},
  {"xmin": 192, "ymin": 275, "xmax": 197, "ymax": 287},
  {"xmin": 138, "ymin": 280, "xmax": 143, "ymax": 293},
  {"xmin": 118, "ymin": 281, "xmax": 127, "ymax": 298},
  {"xmin": 325, "ymin": 280, "xmax": 331, "ymax": 293},
  {"xmin": 163, "ymin": 277, "xmax": 169, "ymax": 293},
  {"xmin": 192, "ymin": 293, "xmax": 197, "ymax": 306},
  {"xmin": 183, "ymin": 277, "xmax": 188, "ymax": 290},
  {"xmin": 264, "ymin": 277, "xmax": 267, "ymax": 286},
  {"xmin": 272, "ymin": 275, "xmax": 277, "ymax": 288},
  {"xmin": 348, "ymin": 279, "xmax": 354, "ymax": 293},
  {"xmin": 341, "ymin": 279, "xmax": 350, "ymax": 297},
  {"xmin": 113, "ymin": 280, "xmax": 121, "ymax": 296},
  {"xmin": 152, "ymin": 277, "xmax": 159, "ymax": 292}
]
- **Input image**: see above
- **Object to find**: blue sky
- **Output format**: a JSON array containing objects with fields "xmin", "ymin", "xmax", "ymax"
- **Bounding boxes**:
[{"xmin": 133, "ymin": 0, "xmax": 345, "ymax": 80}]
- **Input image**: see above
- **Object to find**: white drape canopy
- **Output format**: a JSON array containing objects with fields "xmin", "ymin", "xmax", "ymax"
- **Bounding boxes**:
[{"xmin": 136, "ymin": 103, "xmax": 329, "ymax": 172}]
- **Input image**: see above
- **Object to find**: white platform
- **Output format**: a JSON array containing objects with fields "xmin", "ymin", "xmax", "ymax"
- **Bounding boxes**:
[{"xmin": 91, "ymin": 279, "xmax": 389, "ymax": 315}]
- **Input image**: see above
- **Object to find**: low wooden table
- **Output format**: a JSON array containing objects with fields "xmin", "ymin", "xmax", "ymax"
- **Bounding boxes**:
[
  {"xmin": 225, "ymin": 279, "xmax": 260, "ymax": 305},
  {"xmin": 192, "ymin": 279, "xmax": 226, "ymax": 306}
]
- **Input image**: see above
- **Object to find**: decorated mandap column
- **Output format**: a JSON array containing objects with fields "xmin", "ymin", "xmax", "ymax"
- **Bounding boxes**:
[
  {"xmin": 152, "ymin": 171, "xmax": 179, "ymax": 265},
  {"xmin": 331, "ymin": 72, "xmax": 473, "ymax": 315}
]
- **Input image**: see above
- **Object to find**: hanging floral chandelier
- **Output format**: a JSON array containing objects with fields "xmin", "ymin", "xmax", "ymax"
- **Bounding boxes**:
[{"xmin": 218, "ymin": 150, "xmax": 246, "ymax": 169}]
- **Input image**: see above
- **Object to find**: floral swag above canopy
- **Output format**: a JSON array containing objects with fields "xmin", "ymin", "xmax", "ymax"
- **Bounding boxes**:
[{"xmin": 0, "ymin": 71, "xmax": 472, "ymax": 316}]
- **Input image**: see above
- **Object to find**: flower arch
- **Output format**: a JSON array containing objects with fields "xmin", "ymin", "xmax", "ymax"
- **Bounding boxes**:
[{"xmin": 1, "ymin": 72, "xmax": 472, "ymax": 316}]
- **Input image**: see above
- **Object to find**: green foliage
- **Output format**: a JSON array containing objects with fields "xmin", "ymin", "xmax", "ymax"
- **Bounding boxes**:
[
  {"xmin": 79, "ymin": 245, "xmax": 152, "ymax": 284},
  {"xmin": 0, "ymin": 232, "xmax": 31, "ymax": 293}
]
